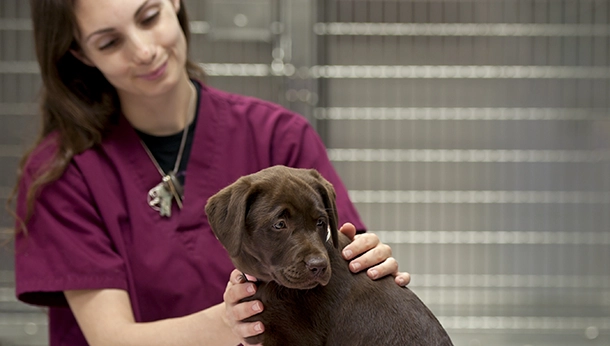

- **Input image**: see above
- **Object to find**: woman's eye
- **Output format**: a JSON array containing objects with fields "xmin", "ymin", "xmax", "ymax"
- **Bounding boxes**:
[
  {"xmin": 273, "ymin": 221, "xmax": 286, "ymax": 230},
  {"xmin": 99, "ymin": 38, "xmax": 118, "ymax": 51},
  {"xmin": 141, "ymin": 11, "xmax": 160, "ymax": 26}
]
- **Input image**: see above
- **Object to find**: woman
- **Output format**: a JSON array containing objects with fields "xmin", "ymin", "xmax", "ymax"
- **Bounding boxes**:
[{"xmin": 13, "ymin": 0, "xmax": 411, "ymax": 345}]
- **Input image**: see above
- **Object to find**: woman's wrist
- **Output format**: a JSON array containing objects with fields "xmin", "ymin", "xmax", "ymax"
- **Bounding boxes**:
[{"xmin": 200, "ymin": 303, "xmax": 242, "ymax": 345}]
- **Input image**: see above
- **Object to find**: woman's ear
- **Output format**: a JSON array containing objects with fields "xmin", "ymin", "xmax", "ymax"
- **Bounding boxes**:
[{"xmin": 70, "ymin": 49, "xmax": 95, "ymax": 67}]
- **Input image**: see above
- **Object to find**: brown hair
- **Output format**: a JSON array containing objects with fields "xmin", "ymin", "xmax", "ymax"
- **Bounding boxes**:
[{"xmin": 9, "ymin": 0, "xmax": 205, "ymax": 230}]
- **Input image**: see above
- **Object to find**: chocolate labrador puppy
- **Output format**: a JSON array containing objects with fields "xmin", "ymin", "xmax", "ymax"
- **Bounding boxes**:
[{"xmin": 205, "ymin": 165, "xmax": 453, "ymax": 346}]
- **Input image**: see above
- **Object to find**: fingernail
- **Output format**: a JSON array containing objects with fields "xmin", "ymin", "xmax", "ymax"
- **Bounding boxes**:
[
  {"xmin": 343, "ymin": 249, "xmax": 353, "ymax": 259},
  {"xmin": 247, "ymin": 284, "xmax": 256, "ymax": 294},
  {"xmin": 254, "ymin": 322, "xmax": 263, "ymax": 332},
  {"xmin": 252, "ymin": 302, "xmax": 262, "ymax": 312},
  {"xmin": 397, "ymin": 277, "xmax": 405, "ymax": 286},
  {"xmin": 368, "ymin": 269, "xmax": 378, "ymax": 279},
  {"xmin": 350, "ymin": 262, "xmax": 361, "ymax": 272}
]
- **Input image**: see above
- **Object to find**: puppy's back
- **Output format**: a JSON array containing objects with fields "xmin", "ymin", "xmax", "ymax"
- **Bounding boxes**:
[{"xmin": 324, "ymin": 234, "xmax": 454, "ymax": 346}]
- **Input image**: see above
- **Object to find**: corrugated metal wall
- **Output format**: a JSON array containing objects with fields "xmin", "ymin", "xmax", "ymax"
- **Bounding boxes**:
[
  {"xmin": 315, "ymin": 1, "xmax": 610, "ymax": 345},
  {"xmin": 1, "ymin": 0, "xmax": 609, "ymax": 345},
  {"xmin": 1, "ymin": 0, "xmax": 45, "ymax": 344}
]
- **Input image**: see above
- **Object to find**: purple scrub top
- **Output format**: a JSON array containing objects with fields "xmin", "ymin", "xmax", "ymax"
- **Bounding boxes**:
[{"xmin": 14, "ymin": 82, "xmax": 365, "ymax": 345}]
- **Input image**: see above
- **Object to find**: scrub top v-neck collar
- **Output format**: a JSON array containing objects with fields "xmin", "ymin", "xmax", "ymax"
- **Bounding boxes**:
[{"xmin": 105, "ymin": 81, "xmax": 221, "ymax": 231}]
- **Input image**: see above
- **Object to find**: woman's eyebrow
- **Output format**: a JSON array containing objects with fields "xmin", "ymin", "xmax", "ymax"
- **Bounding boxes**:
[
  {"xmin": 84, "ymin": 0, "xmax": 152, "ymax": 44},
  {"xmin": 133, "ymin": 0, "xmax": 153, "ymax": 19}
]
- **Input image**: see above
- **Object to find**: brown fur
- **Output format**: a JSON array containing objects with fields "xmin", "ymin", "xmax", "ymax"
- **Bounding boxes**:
[{"xmin": 206, "ymin": 165, "xmax": 454, "ymax": 346}]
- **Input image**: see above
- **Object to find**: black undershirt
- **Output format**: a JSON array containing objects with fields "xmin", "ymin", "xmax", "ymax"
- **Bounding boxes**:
[{"xmin": 135, "ymin": 81, "xmax": 200, "ymax": 185}]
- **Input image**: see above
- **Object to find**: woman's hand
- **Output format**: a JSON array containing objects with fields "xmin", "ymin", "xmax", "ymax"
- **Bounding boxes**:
[
  {"xmin": 339, "ymin": 223, "xmax": 411, "ymax": 286},
  {"xmin": 223, "ymin": 269, "xmax": 264, "ymax": 346}
]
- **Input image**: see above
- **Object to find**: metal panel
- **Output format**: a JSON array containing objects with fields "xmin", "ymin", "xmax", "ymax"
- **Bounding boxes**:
[
  {"xmin": 1, "ymin": 0, "xmax": 609, "ymax": 345},
  {"xmin": 315, "ymin": 1, "xmax": 610, "ymax": 345},
  {"xmin": 205, "ymin": 0, "xmax": 274, "ymax": 42}
]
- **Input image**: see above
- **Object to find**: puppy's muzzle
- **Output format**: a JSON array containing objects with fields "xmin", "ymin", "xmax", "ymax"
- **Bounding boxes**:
[{"xmin": 305, "ymin": 254, "xmax": 328, "ymax": 278}]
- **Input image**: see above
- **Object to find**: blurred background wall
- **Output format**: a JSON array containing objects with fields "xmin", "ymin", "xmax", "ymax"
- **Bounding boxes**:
[{"xmin": 1, "ymin": 0, "xmax": 609, "ymax": 345}]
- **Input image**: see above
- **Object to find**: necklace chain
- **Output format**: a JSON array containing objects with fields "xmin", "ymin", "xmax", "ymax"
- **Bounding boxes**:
[
  {"xmin": 140, "ymin": 81, "xmax": 196, "ymax": 216},
  {"xmin": 140, "ymin": 119, "xmax": 189, "ymax": 178}
]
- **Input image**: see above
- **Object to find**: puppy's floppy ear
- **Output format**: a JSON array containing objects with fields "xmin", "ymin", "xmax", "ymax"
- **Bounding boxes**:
[
  {"xmin": 205, "ymin": 177, "xmax": 257, "ymax": 257},
  {"xmin": 306, "ymin": 169, "xmax": 340, "ymax": 249}
]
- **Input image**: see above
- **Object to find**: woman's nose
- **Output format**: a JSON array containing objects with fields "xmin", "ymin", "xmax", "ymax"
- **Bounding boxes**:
[{"xmin": 129, "ymin": 30, "xmax": 156, "ymax": 65}]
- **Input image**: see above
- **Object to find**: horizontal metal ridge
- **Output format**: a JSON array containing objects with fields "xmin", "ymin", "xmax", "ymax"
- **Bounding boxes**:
[
  {"xmin": 315, "ymin": 22, "xmax": 610, "ymax": 37},
  {"xmin": 348, "ymin": 190, "xmax": 610, "ymax": 204}
]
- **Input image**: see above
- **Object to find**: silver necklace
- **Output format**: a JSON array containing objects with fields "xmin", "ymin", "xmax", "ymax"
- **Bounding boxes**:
[{"xmin": 140, "ymin": 82, "xmax": 196, "ymax": 217}]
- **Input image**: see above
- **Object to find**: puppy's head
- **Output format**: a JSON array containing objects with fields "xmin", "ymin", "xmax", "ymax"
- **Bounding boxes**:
[{"xmin": 205, "ymin": 165, "xmax": 340, "ymax": 289}]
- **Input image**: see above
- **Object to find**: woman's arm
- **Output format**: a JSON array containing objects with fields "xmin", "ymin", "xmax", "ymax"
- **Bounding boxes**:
[
  {"xmin": 65, "ymin": 286, "xmax": 262, "ymax": 346},
  {"xmin": 62, "ymin": 225, "xmax": 409, "ymax": 346}
]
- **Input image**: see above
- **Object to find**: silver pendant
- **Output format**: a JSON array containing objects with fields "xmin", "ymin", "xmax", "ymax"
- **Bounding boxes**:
[
  {"xmin": 147, "ymin": 174, "xmax": 185, "ymax": 217},
  {"xmin": 148, "ymin": 181, "xmax": 174, "ymax": 217}
]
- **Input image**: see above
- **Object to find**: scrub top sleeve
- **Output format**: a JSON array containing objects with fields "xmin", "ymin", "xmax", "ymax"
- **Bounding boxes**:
[
  {"xmin": 15, "ymin": 160, "xmax": 127, "ymax": 307},
  {"xmin": 271, "ymin": 113, "xmax": 367, "ymax": 232}
]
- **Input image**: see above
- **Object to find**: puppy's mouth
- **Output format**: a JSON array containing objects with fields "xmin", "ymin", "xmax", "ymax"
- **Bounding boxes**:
[{"xmin": 274, "ymin": 266, "xmax": 332, "ymax": 289}]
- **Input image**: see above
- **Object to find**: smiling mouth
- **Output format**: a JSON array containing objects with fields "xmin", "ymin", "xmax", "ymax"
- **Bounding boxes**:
[{"xmin": 140, "ymin": 61, "xmax": 167, "ymax": 81}]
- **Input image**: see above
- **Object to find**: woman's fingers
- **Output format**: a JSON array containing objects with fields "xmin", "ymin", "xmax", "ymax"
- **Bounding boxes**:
[
  {"xmin": 224, "ymin": 279, "xmax": 256, "ymax": 306},
  {"xmin": 364, "ymin": 256, "xmax": 398, "ymax": 280},
  {"xmin": 223, "ymin": 269, "xmax": 265, "ymax": 342},
  {"xmin": 342, "ymin": 233, "xmax": 389, "ymax": 269},
  {"xmin": 232, "ymin": 313, "xmax": 265, "ymax": 341},
  {"xmin": 395, "ymin": 272, "xmax": 411, "ymax": 286},
  {"xmin": 340, "ymin": 232, "xmax": 411, "ymax": 286},
  {"xmin": 338, "ymin": 222, "xmax": 357, "ymax": 240},
  {"xmin": 226, "ymin": 298, "xmax": 264, "ymax": 322}
]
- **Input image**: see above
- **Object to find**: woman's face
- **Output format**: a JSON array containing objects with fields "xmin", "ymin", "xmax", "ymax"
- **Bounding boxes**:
[{"xmin": 73, "ymin": 0, "xmax": 187, "ymax": 99}]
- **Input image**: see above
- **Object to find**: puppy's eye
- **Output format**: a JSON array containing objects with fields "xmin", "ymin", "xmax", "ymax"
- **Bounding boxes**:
[
  {"xmin": 273, "ymin": 221, "xmax": 287, "ymax": 229},
  {"xmin": 317, "ymin": 219, "xmax": 326, "ymax": 228}
]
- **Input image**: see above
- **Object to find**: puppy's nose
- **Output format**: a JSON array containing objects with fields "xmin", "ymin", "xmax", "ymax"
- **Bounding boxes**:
[{"xmin": 305, "ymin": 256, "xmax": 328, "ymax": 277}]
